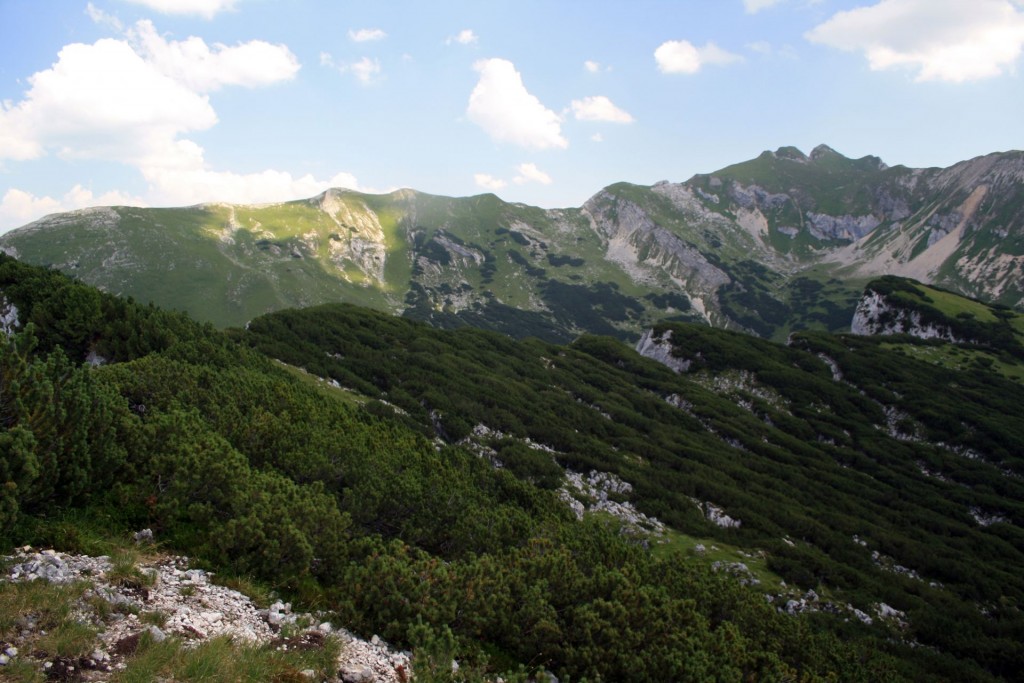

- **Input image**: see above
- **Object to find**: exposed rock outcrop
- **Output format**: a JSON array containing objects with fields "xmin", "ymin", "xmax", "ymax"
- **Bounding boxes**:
[
  {"xmin": 635, "ymin": 328, "xmax": 691, "ymax": 373},
  {"xmin": 850, "ymin": 291, "xmax": 964, "ymax": 342},
  {"xmin": 2, "ymin": 546, "xmax": 411, "ymax": 682}
]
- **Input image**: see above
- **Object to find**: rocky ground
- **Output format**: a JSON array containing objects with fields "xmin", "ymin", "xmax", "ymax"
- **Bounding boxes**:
[{"xmin": 0, "ymin": 542, "xmax": 411, "ymax": 682}]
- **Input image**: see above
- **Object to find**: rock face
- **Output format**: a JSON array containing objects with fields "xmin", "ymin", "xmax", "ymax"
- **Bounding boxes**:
[
  {"xmin": 0, "ymin": 295, "xmax": 19, "ymax": 335},
  {"xmin": 1, "ymin": 546, "xmax": 411, "ymax": 683},
  {"xmin": 560, "ymin": 469, "xmax": 666, "ymax": 538},
  {"xmin": 318, "ymin": 189, "xmax": 388, "ymax": 285},
  {"xmin": 582, "ymin": 189, "xmax": 731, "ymax": 322},
  {"xmin": 850, "ymin": 291, "xmax": 963, "ymax": 341},
  {"xmin": 635, "ymin": 328, "xmax": 691, "ymax": 372}
]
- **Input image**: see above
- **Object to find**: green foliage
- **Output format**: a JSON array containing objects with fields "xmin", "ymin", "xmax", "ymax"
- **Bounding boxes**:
[
  {"xmin": 0, "ymin": 325, "xmax": 125, "ymax": 533},
  {"xmin": 1, "ymin": 257, "xmax": 1022, "ymax": 681}
]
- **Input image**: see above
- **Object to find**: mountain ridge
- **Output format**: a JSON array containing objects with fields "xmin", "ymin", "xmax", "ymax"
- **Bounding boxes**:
[{"xmin": 2, "ymin": 145, "xmax": 1021, "ymax": 340}]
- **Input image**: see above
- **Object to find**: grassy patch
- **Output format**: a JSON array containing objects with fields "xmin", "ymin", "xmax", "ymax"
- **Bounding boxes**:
[
  {"xmin": 0, "ymin": 580, "xmax": 91, "ymax": 640},
  {"xmin": 0, "ymin": 578, "xmax": 98, "ymax": 677},
  {"xmin": 271, "ymin": 360, "xmax": 370, "ymax": 407},
  {"xmin": 896, "ymin": 283, "xmax": 1000, "ymax": 323},
  {"xmin": 651, "ymin": 529, "xmax": 786, "ymax": 590},
  {"xmin": 113, "ymin": 633, "xmax": 342, "ymax": 683},
  {"xmin": 880, "ymin": 342, "xmax": 1024, "ymax": 383}
]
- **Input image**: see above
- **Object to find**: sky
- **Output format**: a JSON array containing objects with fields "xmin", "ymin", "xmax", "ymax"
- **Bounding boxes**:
[{"xmin": 1, "ymin": 0, "xmax": 1023, "ymax": 232}]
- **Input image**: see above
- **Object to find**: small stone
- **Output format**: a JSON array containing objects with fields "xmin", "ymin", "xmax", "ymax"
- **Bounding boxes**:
[
  {"xmin": 147, "ymin": 625, "xmax": 167, "ymax": 642},
  {"xmin": 133, "ymin": 528, "xmax": 154, "ymax": 544},
  {"xmin": 0, "ymin": 654, "xmax": 10, "ymax": 666},
  {"xmin": 318, "ymin": 621, "xmax": 332, "ymax": 633},
  {"xmin": 370, "ymin": 634, "xmax": 380, "ymax": 646},
  {"xmin": 339, "ymin": 665, "xmax": 374, "ymax": 683},
  {"xmin": 300, "ymin": 670, "xmax": 316, "ymax": 679},
  {"xmin": 4, "ymin": 646, "xmax": 16, "ymax": 657}
]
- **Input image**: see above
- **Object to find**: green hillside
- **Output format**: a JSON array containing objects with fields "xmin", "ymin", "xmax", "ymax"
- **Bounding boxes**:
[
  {"xmin": 3, "ymin": 146, "xmax": 1021, "ymax": 343},
  {"xmin": 2, "ymin": 253, "xmax": 1023, "ymax": 678}
]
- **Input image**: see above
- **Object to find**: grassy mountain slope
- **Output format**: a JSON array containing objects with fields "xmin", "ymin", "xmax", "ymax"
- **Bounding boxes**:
[{"xmin": 2, "ymin": 146, "xmax": 1020, "ymax": 341}]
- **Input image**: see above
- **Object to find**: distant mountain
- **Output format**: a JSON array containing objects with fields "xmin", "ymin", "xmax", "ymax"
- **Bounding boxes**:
[{"xmin": 2, "ymin": 145, "xmax": 1021, "ymax": 339}]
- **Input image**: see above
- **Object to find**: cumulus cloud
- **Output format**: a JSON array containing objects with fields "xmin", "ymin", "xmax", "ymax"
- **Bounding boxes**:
[
  {"xmin": 121, "ymin": 0, "xmax": 238, "ymax": 19},
  {"xmin": 447, "ymin": 29, "xmax": 478, "ymax": 45},
  {"xmin": 0, "ymin": 38, "xmax": 218, "ymax": 164},
  {"xmin": 654, "ymin": 40, "xmax": 743, "ymax": 74},
  {"xmin": 570, "ymin": 96, "xmax": 634, "ymax": 123},
  {"xmin": 0, "ymin": 185, "xmax": 146, "ymax": 232},
  {"xmin": 349, "ymin": 28, "xmax": 387, "ymax": 42},
  {"xmin": 513, "ymin": 163, "xmax": 552, "ymax": 185},
  {"xmin": 590, "ymin": 133, "xmax": 604, "ymax": 143},
  {"xmin": 467, "ymin": 58, "xmax": 567, "ymax": 149},
  {"xmin": 129, "ymin": 20, "xmax": 300, "ymax": 92},
  {"xmin": 806, "ymin": 0, "xmax": 1024, "ymax": 82},
  {"xmin": 0, "ymin": 20, "xmax": 358, "ymax": 228},
  {"xmin": 584, "ymin": 60, "xmax": 601, "ymax": 73},
  {"xmin": 473, "ymin": 173, "xmax": 507, "ymax": 190}
]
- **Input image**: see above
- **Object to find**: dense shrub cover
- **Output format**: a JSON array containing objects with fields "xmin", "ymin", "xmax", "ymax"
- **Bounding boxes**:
[{"xmin": 1, "ymin": 255, "xmax": 1022, "ymax": 681}]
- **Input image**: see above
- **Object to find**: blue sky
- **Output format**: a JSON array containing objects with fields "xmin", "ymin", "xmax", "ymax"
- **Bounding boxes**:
[{"xmin": 1, "ymin": 0, "xmax": 1023, "ymax": 231}]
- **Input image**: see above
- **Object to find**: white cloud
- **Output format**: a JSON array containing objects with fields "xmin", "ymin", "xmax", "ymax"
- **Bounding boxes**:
[
  {"xmin": 473, "ymin": 173, "xmax": 507, "ymax": 190},
  {"xmin": 806, "ymin": 0, "xmax": 1024, "ymax": 82},
  {"xmin": 447, "ymin": 29, "xmax": 478, "ymax": 45},
  {"xmin": 513, "ymin": 163, "xmax": 552, "ymax": 185},
  {"xmin": 584, "ymin": 60, "xmax": 601, "ymax": 73},
  {"xmin": 349, "ymin": 28, "xmax": 387, "ymax": 42},
  {"xmin": 130, "ymin": 20, "xmax": 300, "ymax": 92},
  {"xmin": 323, "ymin": 53, "xmax": 382, "ymax": 84},
  {"xmin": 141, "ymin": 168, "xmax": 359, "ymax": 207},
  {"xmin": 747, "ymin": 41, "xmax": 799, "ymax": 59},
  {"xmin": 0, "ymin": 21, "xmax": 357, "ymax": 228},
  {"xmin": 338, "ymin": 57, "xmax": 382, "ymax": 85},
  {"xmin": 86, "ymin": 2, "xmax": 123, "ymax": 31},
  {"xmin": 570, "ymin": 96, "xmax": 634, "ymax": 123},
  {"xmin": 0, "ymin": 38, "xmax": 218, "ymax": 164},
  {"xmin": 590, "ymin": 133, "xmax": 604, "ymax": 143},
  {"xmin": 655, "ymin": 40, "xmax": 743, "ymax": 74},
  {"xmin": 744, "ymin": 0, "xmax": 786, "ymax": 12},
  {"xmin": 467, "ymin": 58, "xmax": 567, "ymax": 149},
  {"xmin": 0, "ymin": 185, "xmax": 146, "ymax": 232},
  {"xmin": 121, "ymin": 0, "xmax": 238, "ymax": 19}
]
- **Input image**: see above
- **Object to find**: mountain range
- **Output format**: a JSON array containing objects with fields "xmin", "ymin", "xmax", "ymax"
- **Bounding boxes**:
[{"xmin": 2, "ymin": 144, "xmax": 1022, "ymax": 340}]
